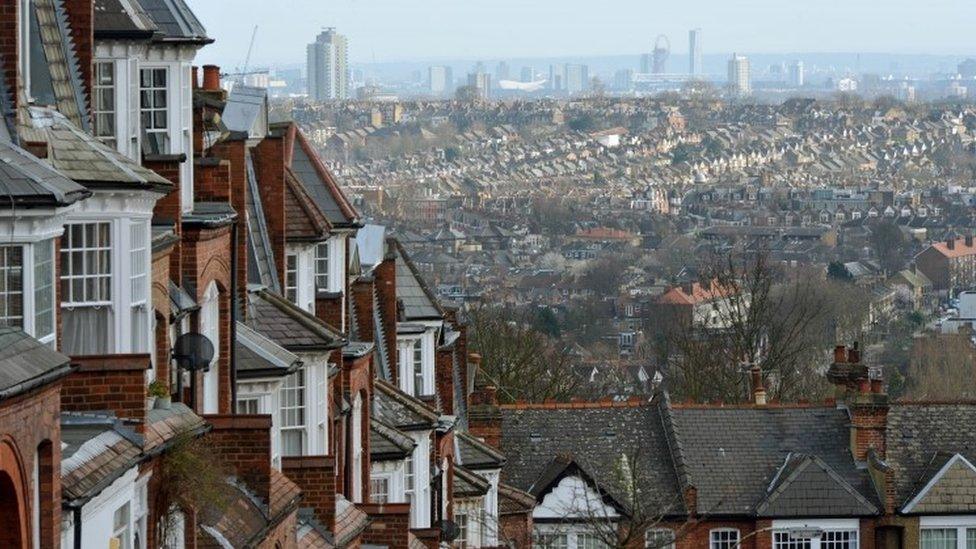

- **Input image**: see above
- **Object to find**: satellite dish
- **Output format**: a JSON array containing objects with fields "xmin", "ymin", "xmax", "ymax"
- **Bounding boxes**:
[
  {"xmin": 172, "ymin": 332, "xmax": 215, "ymax": 371},
  {"xmin": 440, "ymin": 520, "xmax": 460, "ymax": 542}
]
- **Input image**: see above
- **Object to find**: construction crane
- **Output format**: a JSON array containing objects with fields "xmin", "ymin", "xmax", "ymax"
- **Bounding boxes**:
[{"xmin": 240, "ymin": 25, "xmax": 258, "ymax": 76}]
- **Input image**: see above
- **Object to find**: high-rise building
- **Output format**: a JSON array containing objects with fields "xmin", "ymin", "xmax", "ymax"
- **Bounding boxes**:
[
  {"xmin": 495, "ymin": 61, "xmax": 510, "ymax": 83},
  {"xmin": 565, "ymin": 63, "xmax": 589, "ymax": 95},
  {"xmin": 689, "ymin": 28, "xmax": 702, "ymax": 76},
  {"xmin": 467, "ymin": 72, "xmax": 491, "ymax": 99},
  {"xmin": 959, "ymin": 59, "xmax": 976, "ymax": 79},
  {"xmin": 520, "ymin": 66, "xmax": 534, "ymax": 82},
  {"xmin": 428, "ymin": 65, "xmax": 453, "ymax": 95},
  {"xmin": 549, "ymin": 64, "xmax": 566, "ymax": 91},
  {"xmin": 727, "ymin": 53, "xmax": 751, "ymax": 96},
  {"xmin": 306, "ymin": 27, "xmax": 349, "ymax": 101},
  {"xmin": 789, "ymin": 60, "xmax": 805, "ymax": 88},
  {"xmin": 613, "ymin": 69, "xmax": 634, "ymax": 91}
]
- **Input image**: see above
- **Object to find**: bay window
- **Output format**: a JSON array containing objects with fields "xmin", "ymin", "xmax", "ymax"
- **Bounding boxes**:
[
  {"xmin": 93, "ymin": 61, "xmax": 117, "ymax": 147},
  {"xmin": 129, "ymin": 221, "xmax": 149, "ymax": 353},
  {"xmin": 280, "ymin": 369, "xmax": 306, "ymax": 456},
  {"xmin": 0, "ymin": 246, "xmax": 24, "ymax": 329},
  {"xmin": 285, "ymin": 253, "xmax": 298, "ymax": 304},
  {"xmin": 140, "ymin": 68, "xmax": 169, "ymax": 154},
  {"xmin": 200, "ymin": 282, "xmax": 220, "ymax": 413},
  {"xmin": 413, "ymin": 339, "xmax": 424, "ymax": 396},
  {"xmin": 772, "ymin": 521, "xmax": 859, "ymax": 549},
  {"xmin": 351, "ymin": 393, "xmax": 364, "ymax": 502},
  {"xmin": 577, "ymin": 534, "xmax": 608, "ymax": 549},
  {"xmin": 455, "ymin": 512, "xmax": 468, "ymax": 549},
  {"xmin": 61, "ymin": 222, "xmax": 113, "ymax": 355},
  {"xmin": 370, "ymin": 476, "xmax": 390, "ymax": 504},
  {"xmin": 534, "ymin": 533, "xmax": 568, "ymax": 549},
  {"xmin": 33, "ymin": 239, "xmax": 54, "ymax": 342}
]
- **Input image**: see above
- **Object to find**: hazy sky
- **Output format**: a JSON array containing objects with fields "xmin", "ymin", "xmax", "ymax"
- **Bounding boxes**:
[{"xmin": 186, "ymin": 0, "xmax": 974, "ymax": 68}]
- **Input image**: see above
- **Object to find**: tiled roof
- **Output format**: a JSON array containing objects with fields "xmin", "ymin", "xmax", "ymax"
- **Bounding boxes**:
[
  {"xmin": 454, "ymin": 465, "xmax": 491, "ymax": 498},
  {"xmin": 134, "ymin": 0, "xmax": 210, "ymax": 43},
  {"xmin": 929, "ymin": 237, "xmax": 976, "ymax": 259},
  {"xmin": 30, "ymin": 0, "xmax": 88, "ymax": 130},
  {"xmin": 500, "ymin": 403, "xmax": 684, "ymax": 516},
  {"xmin": 93, "ymin": 0, "xmax": 157, "ymax": 37},
  {"xmin": 284, "ymin": 167, "xmax": 331, "ymax": 241},
  {"xmin": 393, "ymin": 239, "xmax": 443, "ymax": 320},
  {"xmin": 0, "ymin": 328, "xmax": 73, "ymax": 398},
  {"xmin": 670, "ymin": 405, "xmax": 877, "ymax": 516},
  {"xmin": 60, "ymin": 413, "xmax": 142, "ymax": 503},
  {"xmin": 373, "ymin": 378, "xmax": 439, "ymax": 431},
  {"xmin": 0, "ymin": 139, "xmax": 90, "ymax": 207},
  {"xmin": 370, "ymin": 419, "xmax": 416, "ymax": 461},
  {"xmin": 498, "ymin": 482, "xmax": 536, "ymax": 515},
  {"xmin": 245, "ymin": 150, "xmax": 281, "ymax": 291},
  {"xmin": 236, "ymin": 321, "xmax": 303, "ymax": 378},
  {"xmin": 288, "ymin": 126, "xmax": 359, "ymax": 227},
  {"xmin": 335, "ymin": 494, "xmax": 370, "ymax": 547},
  {"xmin": 24, "ymin": 107, "xmax": 172, "ymax": 189},
  {"xmin": 458, "ymin": 431, "xmax": 506, "ymax": 470},
  {"xmin": 887, "ymin": 403, "xmax": 976, "ymax": 508},
  {"xmin": 246, "ymin": 286, "xmax": 344, "ymax": 351},
  {"xmin": 754, "ymin": 453, "xmax": 878, "ymax": 517},
  {"xmin": 657, "ymin": 280, "xmax": 732, "ymax": 305},
  {"xmin": 297, "ymin": 509, "xmax": 335, "ymax": 548},
  {"xmin": 143, "ymin": 402, "xmax": 208, "ymax": 452},
  {"xmin": 270, "ymin": 468, "xmax": 303, "ymax": 518}
]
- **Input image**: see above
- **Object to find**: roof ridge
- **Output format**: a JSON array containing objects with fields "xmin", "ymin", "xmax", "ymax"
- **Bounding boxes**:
[{"xmin": 657, "ymin": 392, "xmax": 693, "ymax": 506}]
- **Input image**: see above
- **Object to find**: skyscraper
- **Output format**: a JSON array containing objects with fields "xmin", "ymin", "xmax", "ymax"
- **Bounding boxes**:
[
  {"xmin": 429, "ymin": 65, "xmax": 453, "ymax": 96},
  {"xmin": 520, "ymin": 66, "xmax": 535, "ymax": 82},
  {"xmin": 640, "ymin": 54, "xmax": 653, "ymax": 74},
  {"xmin": 565, "ymin": 64, "xmax": 589, "ymax": 95},
  {"xmin": 789, "ymin": 60, "xmax": 805, "ymax": 88},
  {"xmin": 307, "ymin": 28, "xmax": 349, "ymax": 101},
  {"xmin": 495, "ymin": 61, "xmax": 510, "ymax": 82},
  {"xmin": 727, "ymin": 53, "xmax": 751, "ymax": 96},
  {"xmin": 549, "ymin": 64, "xmax": 566, "ymax": 91},
  {"xmin": 689, "ymin": 28, "xmax": 703, "ymax": 76},
  {"xmin": 467, "ymin": 72, "xmax": 491, "ymax": 100}
]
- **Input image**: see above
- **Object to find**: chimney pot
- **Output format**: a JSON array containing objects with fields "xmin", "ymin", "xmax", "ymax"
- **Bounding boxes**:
[
  {"xmin": 871, "ymin": 378, "xmax": 884, "ymax": 394},
  {"xmin": 202, "ymin": 65, "xmax": 221, "ymax": 91},
  {"xmin": 947, "ymin": 238, "xmax": 956, "ymax": 250},
  {"xmin": 847, "ymin": 345, "xmax": 860, "ymax": 364},
  {"xmin": 966, "ymin": 235, "xmax": 973, "ymax": 247},
  {"xmin": 858, "ymin": 378, "xmax": 871, "ymax": 394}
]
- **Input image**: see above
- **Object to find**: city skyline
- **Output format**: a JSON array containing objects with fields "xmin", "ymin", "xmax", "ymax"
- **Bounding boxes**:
[{"xmin": 186, "ymin": 0, "xmax": 976, "ymax": 69}]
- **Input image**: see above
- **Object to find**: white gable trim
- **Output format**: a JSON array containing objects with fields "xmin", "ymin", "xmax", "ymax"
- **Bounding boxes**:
[
  {"xmin": 532, "ymin": 474, "xmax": 620, "ymax": 520},
  {"xmin": 903, "ymin": 453, "xmax": 976, "ymax": 513}
]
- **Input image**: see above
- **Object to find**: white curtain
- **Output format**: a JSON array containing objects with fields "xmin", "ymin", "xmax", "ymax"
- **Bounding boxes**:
[{"xmin": 61, "ymin": 307, "xmax": 113, "ymax": 355}]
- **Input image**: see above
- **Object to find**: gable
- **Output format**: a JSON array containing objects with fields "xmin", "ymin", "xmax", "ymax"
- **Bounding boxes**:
[
  {"xmin": 533, "ymin": 474, "xmax": 620, "ymax": 520},
  {"xmin": 904, "ymin": 454, "xmax": 976, "ymax": 514},
  {"xmin": 756, "ymin": 455, "xmax": 878, "ymax": 517}
]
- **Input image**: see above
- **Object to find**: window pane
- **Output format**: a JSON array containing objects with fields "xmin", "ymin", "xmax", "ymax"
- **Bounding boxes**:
[
  {"xmin": 646, "ymin": 529, "xmax": 675, "ymax": 549},
  {"xmin": 0, "ymin": 246, "xmax": 24, "ymax": 329},
  {"xmin": 967, "ymin": 528, "xmax": 976, "ymax": 549},
  {"xmin": 921, "ymin": 529, "xmax": 958, "ymax": 549},
  {"xmin": 33, "ymin": 240, "xmax": 54, "ymax": 339},
  {"xmin": 710, "ymin": 530, "xmax": 740, "ymax": 549}
]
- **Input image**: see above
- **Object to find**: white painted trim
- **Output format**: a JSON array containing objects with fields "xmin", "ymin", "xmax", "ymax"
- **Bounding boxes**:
[
  {"xmin": 919, "ymin": 515, "xmax": 976, "ymax": 528},
  {"xmin": 772, "ymin": 519, "xmax": 860, "ymax": 530},
  {"xmin": 903, "ymin": 454, "xmax": 976, "ymax": 513}
]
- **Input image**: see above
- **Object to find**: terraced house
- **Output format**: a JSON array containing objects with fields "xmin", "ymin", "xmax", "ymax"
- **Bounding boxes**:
[
  {"xmin": 470, "ymin": 345, "xmax": 976, "ymax": 549},
  {"xmin": 0, "ymin": 0, "xmax": 521, "ymax": 547}
]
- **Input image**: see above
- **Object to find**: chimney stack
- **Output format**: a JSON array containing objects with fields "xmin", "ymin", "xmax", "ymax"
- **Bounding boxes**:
[
  {"xmin": 966, "ymin": 235, "xmax": 973, "ymax": 248},
  {"xmin": 947, "ymin": 237, "xmax": 956, "ymax": 250},
  {"xmin": 191, "ymin": 66, "xmax": 199, "ymax": 89},
  {"xmin": 750, "ymin": 365, "xmax": 766, "ymax": 406},
  {"xmin": 202, "ymin": 64, "xmax": 221, "ymax": 91}
]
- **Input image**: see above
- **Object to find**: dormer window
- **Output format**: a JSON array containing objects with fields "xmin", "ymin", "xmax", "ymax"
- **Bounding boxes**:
[{"xmin": 314, "ymin": 242, "xmax": 330, "ymax": 291}]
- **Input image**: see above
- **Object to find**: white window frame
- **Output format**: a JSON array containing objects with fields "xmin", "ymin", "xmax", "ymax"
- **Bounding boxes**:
[
  {"xmin": 709, "ymin": 528, "xmax": 740, "ymax": 549},
  {"xmin": 772, "ymin": 519, "xmax": 859, "ymax": 549},
  {"xmin": 200, "ymin": 282, "xmax": 220, "ymax": 414},
  {"xmin": 237, "ymin": 397, "xmax": 261, "ymax": 414},
  {"xmin": 280, "ymin": 368, "xmax": 307, "ymax": 456},
  {"xmin": 351, "ymin": 393, "xmax": 364, "ymax": 502},
  {"xmin": 455, "ymin": 511, "xmax": 469, "ymax": 549},
  {"xmin": 140, "ymin": 66, "xmax": 170, "ymax": 154},
  {"xmin": 412, "ymin": 338, "xmax": 424, "ymax": 396},
  {"xmin": 370, "ymin": 474, "xmax": 391, "ymax": 504},
  {"xmin": 285, "ymin": 252, "xmax": 298, "ymax": 304},
  {"xmin": 919, "ymin": 516, "xmax": 976, "ymax": 549},
  {"xmin": 112, "ymin": 502, "xmax": 132, "ymax": 549},
  {"xmin": 315, "ymin": 241, "xmax": 330, "ymax": 291},
  {"xmin": 0, "ymin": 245, "xmax": 24, "ymax": 330},
  {"xmin": 33, "ymin": 239, "xmax": 55, "ymax": 343},
  {"xmin": 61, "ymin": 222, "xmax": 113, "ymax": 307},
  {"xmin": 129, "ymin": 220, "xmax": 150, "ymax": 353},
  {"xmin": 93, "ymin": 61, "xmax": 117, "ymax": 147}
]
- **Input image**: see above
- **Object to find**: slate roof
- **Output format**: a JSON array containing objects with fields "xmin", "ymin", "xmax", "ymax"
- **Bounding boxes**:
[
  {"xmin": 142, "ymin": 402, "xmax": 208, "ymax": 452},
  {"xmin": 454, "ymin": 465, "xmax": 491, "ymax": 498},
  {"xmin": 373, "ymin": 378, "xmax": 439, "ymax": 431},
  {"xmin": 498, "ymin": 482, "xmax": 536, "ymax": 515},
  {"xmin": 886, "ymin": 403, "xmax": 976, "ymax": 509},
  {"xmin": 458, "ymin": 431, "xmax": 506, "ymax": 470},
  {"xmin": 670, "ymin": 405, "xmax": 878, "ymax": 516},
  {"xmin": 903, "ymin": 453, "xmax": 976, "ymax": 514},
  {"xmin": 93, "ymin": 0, "xmax": 157, "ymax": 38},
  {"xmin": 754, "ymin": 453, "xmax": 878, "ymax": 517},
  {"xmin": 168, "ymin": 280, "xmax": 198, "ymax": 320},
  {"xmin": 297, "ymin": 508, "xmax": 335, "ymax": 548},
  {"xmin": 245, "ymin": 150, "xmax": 280, "ymax": 291},
  {"xmin": 24, "ymin": 107, "xmax": 172, "ymax": 190},
  {"xmin": 286, "ymin": 126, "xmax": 359, "ymax": 227},
  {"xmin": 29, "ymin": 0, "xmax": 88, "ymax": 130},
  {"xmin": 246, "ymin": 286, "xmax": 345, "ymax": 351},
  {"xmin": 236, "ymin": 321, "xmax": 303, "ymax": 378},
  {"xmin": 0, "ymin": 139, "xmax": 90, "ymax": 207},
  {"xmin": 370, "ymin": 419, "xmax": 416, "ymax": 461},
  {"xmin": 284, "ymin": 167, "xmax": 331, "ymax": 241},
  {"xmin": 393, "ymin": 239, "xmax": 444, "ymax": 320},
  {"xmin": 0, "ymin": 328, "xmax": 73, "ymax": 399},
  {"xmin": 499, "ymin": 403, "xmax": 685, "ymax": 517},
  {"xmin": 134, "ymin": 0, "xmax": 211, "ymax": 43}
]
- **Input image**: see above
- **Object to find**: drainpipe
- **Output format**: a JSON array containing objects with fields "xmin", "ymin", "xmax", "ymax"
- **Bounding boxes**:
[
  {"xmin": 230, "ymin": 218, "xmax": 239, "ymax": 412},
  {"xmin": 72, "ymin": 505, "xmax": 82, "ymax": 549}
]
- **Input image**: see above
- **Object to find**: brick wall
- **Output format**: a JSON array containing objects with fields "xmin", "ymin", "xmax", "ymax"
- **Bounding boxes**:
[
  {"xmin": 61, "ymin": 0, "xmax": 93, "ymax": 109},
  {"xmin": 435, "ymin": 346, "xmax": 455, "ymax": 415},
  {"xmin": 850, "ymin": 400, "xmax": 888, "ymax": 461},
  {"xmin": 61, "ymin": 355, "xmax": 151, "ymax": 428},
  {"xmin": 202, "ymin": 414, "xmax": 272, "ymax": 504},
  {"xmin": 0, "ymin": 1, "xmax": 20, "ymax": 112},
  {"xmin": 468, "ymin": 385, "xmax": 501, "ymax": 449},
  {"xmin": 499, "ymin": 511, "xmax": 532, "ymax": 549},
  {"xmin": 193, "ymin": 158, "xmax": 232, "ymax": 202},
  {"xmin": 211, "ymin": 139, "xmax": 249, "ymax": 314},
  {"xmin": 410, "ymin": 527, "xmax": 441, "ymax": 549},
  {"xmin": 0, "ymin": 383, "xmax": 62, "ymax": 549},
  {"xmin": 350, "ymin": 278, "xmax": 375, "ymax": 343},
  {"xmin": 374, "ymin": 253, "xmax": 398, "ymax": 385},
  {"xmin": 281, "ymin": 455, "xmax": 336, "ymax": 531},
  {"xmin": 145, "ymin": 156, "xmax": 184, "ymax": 282},
  {"xmin": 315, "ymin": 292, "xmax": 344, "ymax": 332},
  {"xmin": 252, "ymin": 137, "xmax": 286, "ymax": 285},
  {"xmin": 359, "ymin": 503, "xmax": 411, "ymax": 549},
  {"xmin": 152, "ymin": 241, "xmax": 175, "ymax": 389}
]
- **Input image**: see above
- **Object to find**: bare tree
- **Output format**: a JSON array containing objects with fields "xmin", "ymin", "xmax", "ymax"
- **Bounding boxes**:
[{"xmin": 905, "ymin": 332, "xmax": 976, "ymax": 399}]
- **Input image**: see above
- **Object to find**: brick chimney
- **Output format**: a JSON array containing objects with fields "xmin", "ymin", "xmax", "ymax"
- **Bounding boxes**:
[
  {"xmin": 947, "ymin": 237, "xmax": 956, "ymax": 250},
  {"xmin": 203, "ymin": 415, "xmax": 272, "ymax": 504},
  {"xmin": 435, "ymin": 346, "xmax": 455, "ymax": 415},
  {"xmin": 749, "ymin": 364, "xmax": 766, "ymax": 406},
  {"xmin": 252, "ymin": 136, "xmax": 286, "ymax": 284},
  {"xmin": 61, "ymin": 355, "xmax": 152, "ymax": 432},
  {"xmin": 359, "ymin": 503, "xmax": 411, "ymax": 549},
  {"xmin": 468, "ymin": 382, "xmax": 501, "ymax": 449},
  {"xmin": 825, "ymin": 343, "xmax": 888, "ymax": 462},
  {"xmin": 281, "ymin": 456, "xmax": 336, "ymax": 531},
  {"xmin": 966, "ymin": 235, "xmax": 974, "ymax": 248},
  {"xmin": 202, "ymin": 64, "xmax": 221, "ymax": 91},
  {"xmin": 374, "ymin": 246, "xmax": 399, "ymax": 385}
]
